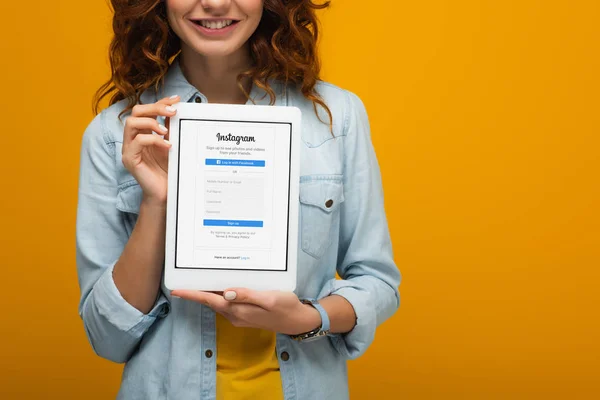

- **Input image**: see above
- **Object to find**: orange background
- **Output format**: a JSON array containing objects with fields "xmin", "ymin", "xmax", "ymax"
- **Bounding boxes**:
[{"xmin": 1, "ymin": 0, "xmax": 599, "ymax": 398}]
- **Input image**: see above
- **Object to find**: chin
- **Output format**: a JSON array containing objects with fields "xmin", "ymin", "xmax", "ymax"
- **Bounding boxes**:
[{"xmin": 188, "ymin": 41, "xmax": 245, "ymax": 58}]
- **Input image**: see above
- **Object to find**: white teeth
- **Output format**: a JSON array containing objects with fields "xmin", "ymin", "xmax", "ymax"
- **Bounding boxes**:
[{"xmin": 199, "ymin": 20, "xmax": 233, "ymax": 29}]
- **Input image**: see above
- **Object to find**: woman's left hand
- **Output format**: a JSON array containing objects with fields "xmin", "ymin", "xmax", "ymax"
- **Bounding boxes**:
[{"xmin": 170, "ymin": 288, "xmax": 322, "ymax": 335}]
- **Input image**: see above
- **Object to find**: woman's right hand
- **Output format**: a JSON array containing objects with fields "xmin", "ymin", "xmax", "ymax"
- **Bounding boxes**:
[{"xmin": 121, "ymin": 95, "xmax": 180, "ymax": 206}]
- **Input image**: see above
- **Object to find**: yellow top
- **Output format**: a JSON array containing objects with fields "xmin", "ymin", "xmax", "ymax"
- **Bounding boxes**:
[{"xmin": 216, "ymin": 312, "xmax": 284, "ymax": 400}]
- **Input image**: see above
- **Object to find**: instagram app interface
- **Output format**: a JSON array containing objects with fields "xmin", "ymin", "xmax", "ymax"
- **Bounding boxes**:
[{"xmin": 175, "ymin": 119, "xmax": 292, "ymax": 271}]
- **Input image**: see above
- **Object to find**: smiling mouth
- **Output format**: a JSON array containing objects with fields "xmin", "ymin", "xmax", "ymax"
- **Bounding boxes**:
[{"xmin": 191, "ymin": 19, "xmax": 240, "ymax": 30}]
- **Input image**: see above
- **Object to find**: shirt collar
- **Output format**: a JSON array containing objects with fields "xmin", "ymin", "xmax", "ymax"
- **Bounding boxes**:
[{"xmin": 142, "ymin": 54, "xmax": 287, "ymax": 106}]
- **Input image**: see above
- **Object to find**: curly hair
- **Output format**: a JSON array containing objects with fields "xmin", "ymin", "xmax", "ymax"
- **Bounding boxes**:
[{"xmin": 93, "ymin": 0, "xmax": 333, "ymax": 131}]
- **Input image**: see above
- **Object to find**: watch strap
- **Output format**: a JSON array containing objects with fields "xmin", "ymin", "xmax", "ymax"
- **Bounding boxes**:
[
  {"xmin": 309, "ymin": 300, "xmax": 330, "ymax": 333},
  {"xmin": 289, "ymin": 298, "xmax": 331, "ymax": 341}
]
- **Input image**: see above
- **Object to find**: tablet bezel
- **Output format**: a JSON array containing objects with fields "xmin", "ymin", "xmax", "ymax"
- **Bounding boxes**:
[{"xmin": 164, "ymin": 102, "xmax": 301, "ymax": 291}]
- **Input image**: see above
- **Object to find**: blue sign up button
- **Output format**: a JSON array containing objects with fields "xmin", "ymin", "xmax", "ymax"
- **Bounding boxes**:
[
  {"xmin": 205, "ymin": 159, "xmax": 265, "ymax": 167},
  {"xmin": 203, "ymin": 219, "xmax": 264, "ymax": 228}
]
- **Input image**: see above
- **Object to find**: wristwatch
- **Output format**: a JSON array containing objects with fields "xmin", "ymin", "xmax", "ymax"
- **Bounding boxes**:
[{"xmin": 289, "ymin": 298, "xmax": 331, "ymax": 342}]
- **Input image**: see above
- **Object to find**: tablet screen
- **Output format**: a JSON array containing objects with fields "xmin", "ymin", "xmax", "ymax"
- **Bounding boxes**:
[{"xmin": 174, "ymin": 119, "xmax": 292, "ymax": 271}]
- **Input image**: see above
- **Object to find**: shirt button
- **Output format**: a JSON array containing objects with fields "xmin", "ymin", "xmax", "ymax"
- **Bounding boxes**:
[
  {"xmin": 280, "ymin": 351, "xmax": 290, "ymax": 361},
  {"xmin": 195, "ymin": 97, "xmax": 202, "ymax": 103},
  {"xmin": 205, "ymin": 349, "xmax": 213, "ymax": 358},
  {"xmin": 325, "ymin": 199, "xmax": 334, "ymax": 208}
]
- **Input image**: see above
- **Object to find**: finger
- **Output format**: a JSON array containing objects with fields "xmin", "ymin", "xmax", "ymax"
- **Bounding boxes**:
[
  {"xmin": 223, "ymin": 288, "xmax": 276, "ymax": 310},
  {"xmin": 171, "ymin": 290, "xmax": 231, "ymax": 313},
  {"xmin": 126, "ymin": 96, "xmax": 179, "ymax": 144},
  {"xmin": 164, "ymin": 116, "xmax": 171, "ymax": 141},
  {"xmin": 156, "ymin": 95, "xmax": 179, "ymax": 141},
  {"xmin": 123, "ymin": 117, "xmax": 169, "ymax": 147},
  {"xmin": 130, "ymin": 101, "xmax": 178, "ymax": 120}
]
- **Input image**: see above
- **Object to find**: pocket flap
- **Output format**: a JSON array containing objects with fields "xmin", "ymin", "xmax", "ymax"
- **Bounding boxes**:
[
  {"xmin": 116, "ymin": 181, "xmax": 143, "ymax": 214},
  {"xmin": 299, "ymin": 179, "xmax": 345, "ymax": 213}
]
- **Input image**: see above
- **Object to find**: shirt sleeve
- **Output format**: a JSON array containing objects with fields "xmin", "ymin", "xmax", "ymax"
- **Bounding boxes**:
[
  {"xmin": 75, "ymin": 111, "xmax": 169, "ymax": 363},
  {"xmin": 317, "ymin": 90, "xmax": 401, "ymax": 360}
]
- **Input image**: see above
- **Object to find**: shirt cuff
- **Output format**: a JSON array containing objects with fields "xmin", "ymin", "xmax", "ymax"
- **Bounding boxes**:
[
  {"xmin": 317, "ymin": 279, "xmax": 376, "ymax": 360},
  {"xmin": 93, "ymin": 260, "xmax": 169, "ymax": 338}
]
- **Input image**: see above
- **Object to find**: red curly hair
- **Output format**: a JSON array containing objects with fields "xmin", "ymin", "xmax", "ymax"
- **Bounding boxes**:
[{"xmin": 93, "ymin": 0, "xmax": 333, "ymax": 130}]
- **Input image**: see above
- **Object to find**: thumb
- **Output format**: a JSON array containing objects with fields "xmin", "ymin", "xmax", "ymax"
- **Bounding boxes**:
[
  {"xmin": 165, "ymin": 116, "xmax": 170, "ymax": 141},
  {"xmin": 223, "ymin": 288, "xmax": 272, "ymax": 309},
  {"xmin": 223, "ymin": 290, "xmax": 238, "ymax": 301}
]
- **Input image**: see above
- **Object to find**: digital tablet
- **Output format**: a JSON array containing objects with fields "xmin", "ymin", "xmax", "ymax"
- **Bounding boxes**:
[{"xmin": 164, "ymin": 102, "xmax": 301, "ymax": 291}]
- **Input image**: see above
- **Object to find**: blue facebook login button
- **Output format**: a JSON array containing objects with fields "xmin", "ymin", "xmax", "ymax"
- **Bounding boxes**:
[{"xmin": 205, "ymin": 159, "xmax": 265, "ymax": 167}]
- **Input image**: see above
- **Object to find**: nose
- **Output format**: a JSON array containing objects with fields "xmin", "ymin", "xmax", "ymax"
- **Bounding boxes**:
[{"xmin": 200, "ymin": 0, "xmax": 232, "ymax": 13}]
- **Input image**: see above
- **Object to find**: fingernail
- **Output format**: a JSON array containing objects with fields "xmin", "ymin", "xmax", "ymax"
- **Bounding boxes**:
[
  {"xmin": 169, "ymin": 94, "xmax": 179, "ymax": 99},
  {"xmin": 224, "ymin": 291, "xmax": 237, "ymax": 301},
  {"xmin": 164, "ymin": 139, "xmax": 172, "ymax": 146},
  {"xmin": 166, "ymin": 105, "xmax": 176, "ymax": 112},
  {"xmin": 158, "ymin": 124, "xmax": 168, "ymax": 132}
]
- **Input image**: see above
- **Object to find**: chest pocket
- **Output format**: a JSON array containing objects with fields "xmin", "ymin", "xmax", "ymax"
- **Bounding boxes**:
[{"xmin": 299, "ymin": 176, "xmax": 345, "ymax": 259}]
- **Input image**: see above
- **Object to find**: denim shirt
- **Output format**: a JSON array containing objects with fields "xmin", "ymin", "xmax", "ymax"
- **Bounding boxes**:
[{"xmin": 75, "ymin": 57, "xmax": 401, "ymax": 400}]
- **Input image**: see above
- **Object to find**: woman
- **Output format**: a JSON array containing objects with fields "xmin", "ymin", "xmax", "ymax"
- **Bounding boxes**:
[{"xmin": 76, "ymin": 0, "xmax": 401, "ymax": 399}]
